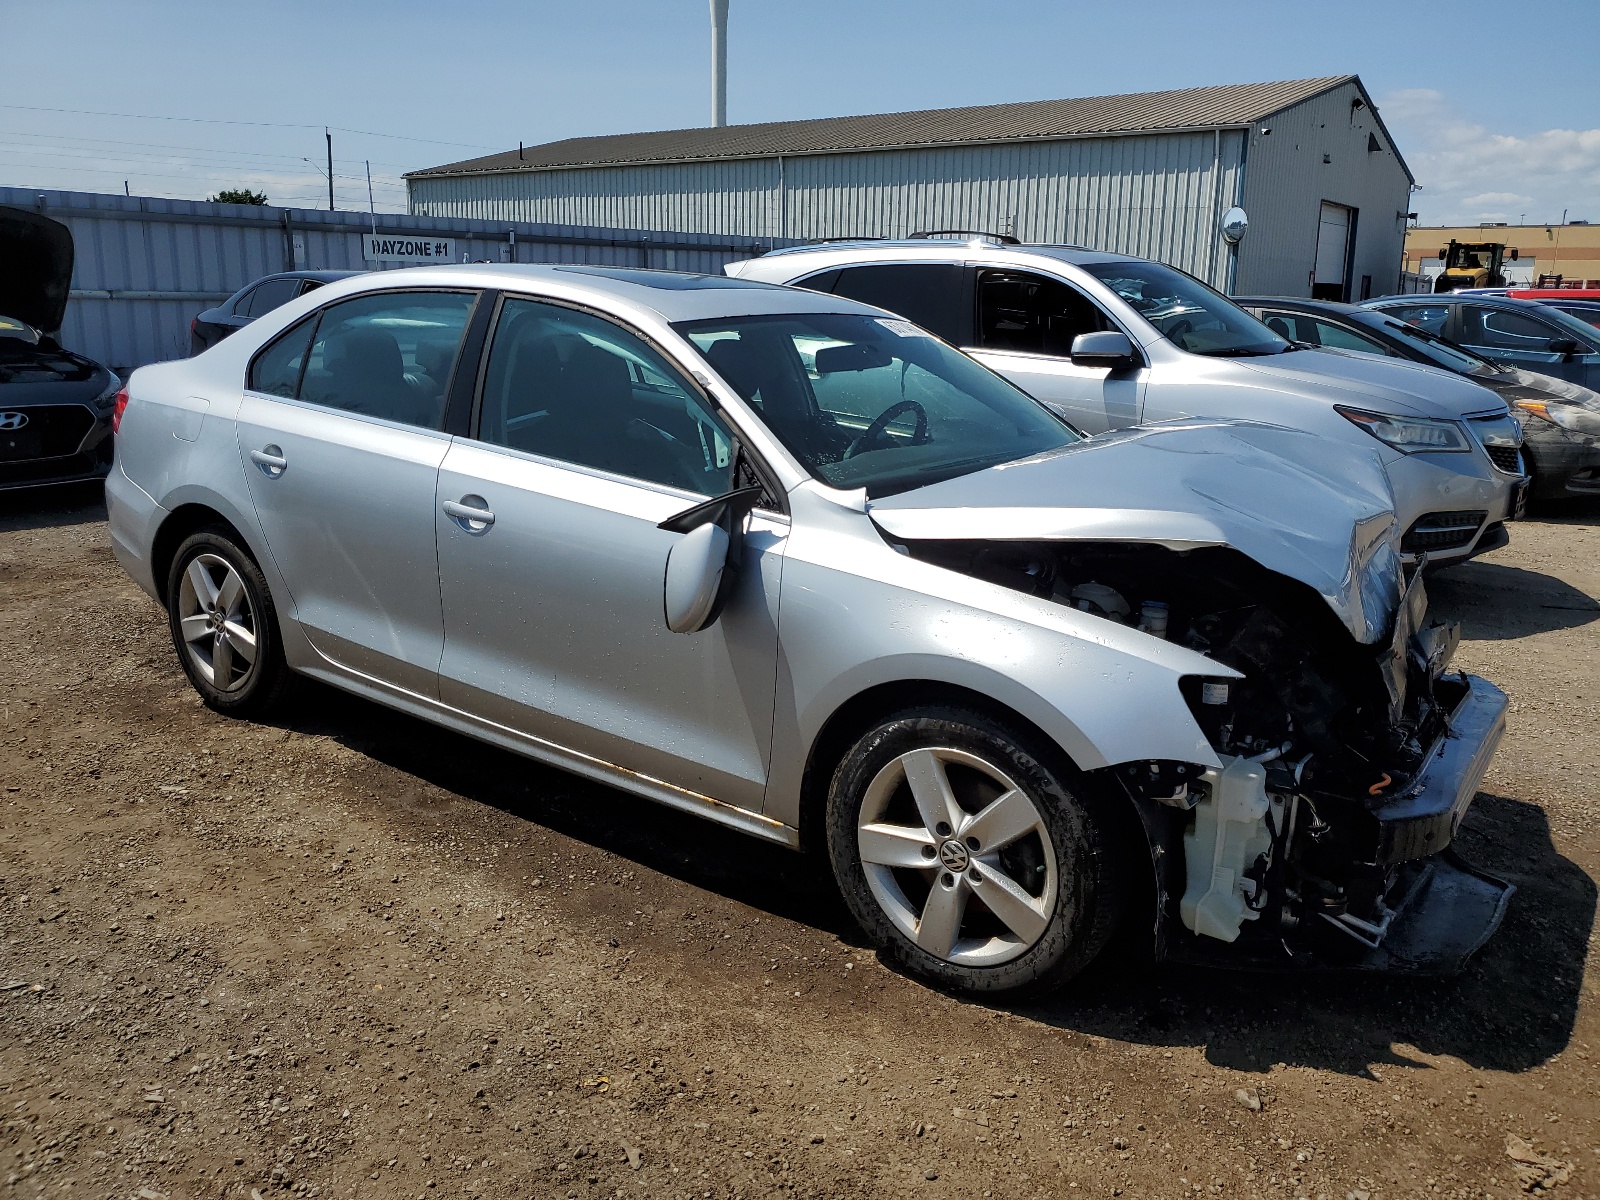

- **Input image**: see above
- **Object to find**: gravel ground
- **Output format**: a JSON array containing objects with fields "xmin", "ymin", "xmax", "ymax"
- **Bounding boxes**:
[{"xmin": 1, "ymin": 482, "xmax": 1597, "ymax": 1200}]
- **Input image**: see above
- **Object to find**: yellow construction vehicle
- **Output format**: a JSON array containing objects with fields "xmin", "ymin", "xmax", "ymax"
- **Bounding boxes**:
[{"xmin": 1434, "ymin": 240, "xmax": 1518, "ymax": 291}]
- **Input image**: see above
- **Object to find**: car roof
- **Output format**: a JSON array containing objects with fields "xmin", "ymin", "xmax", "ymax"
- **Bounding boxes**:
[
  {"xmin": 748, "ymin": 239, "xmax": 1141, "ymax": 271},
  {"xmin": 302, "ymin": 261, "xmax": 886, "ymax": 323},
  {"xmin": 1233, "ymin": 296, "xmax": 1363, "ymax": 315},
  {"xmin": 1368, "ymin": 292, "xmax": 1545, "ymax": 309}
]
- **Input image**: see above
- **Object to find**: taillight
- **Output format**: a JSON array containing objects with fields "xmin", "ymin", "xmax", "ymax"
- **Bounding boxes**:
[{"xmin": 111, "ymin": 386, "xmax": 130, "ymax": 433}]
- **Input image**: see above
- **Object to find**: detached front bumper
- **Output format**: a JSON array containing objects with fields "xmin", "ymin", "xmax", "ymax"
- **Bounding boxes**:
[{"xmin": 1369, "ymin": 674, "xmax": 1507, "ymax": 865}]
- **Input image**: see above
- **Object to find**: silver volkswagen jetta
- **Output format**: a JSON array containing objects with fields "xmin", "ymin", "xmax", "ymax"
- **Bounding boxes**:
[{"xmin": 107, "ymin": 264, "xmax": 1512, "ymax": 994}]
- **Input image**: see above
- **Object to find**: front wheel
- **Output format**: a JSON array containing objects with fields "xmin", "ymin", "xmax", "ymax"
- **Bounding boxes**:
[
  {"xmin": 825, "ymin": 706, "xmax": 1125, "ymax": 995},
  {"xmin": 166, "ymin": 527, "xmax": 294, "ymax": 716}
]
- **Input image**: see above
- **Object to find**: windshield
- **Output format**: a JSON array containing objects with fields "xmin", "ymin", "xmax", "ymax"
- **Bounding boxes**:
[
  {"xmin": 676, "ymin": 313, "xmax": 1078, "ymax": 497},
  {"xmin": 1537, "ymin": 304, "xmax": 1600, "ymax": 347},
  {"xmin": 1081, "ymin": 261, "xmax": 1290, "ymax": 357},
  {"xmin": 1362, "ymin": 314, "xmax": 1500, "ymax": 373}
]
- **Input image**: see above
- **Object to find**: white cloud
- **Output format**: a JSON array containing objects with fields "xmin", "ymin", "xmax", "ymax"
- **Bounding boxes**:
[{"xmin": 1378, "ymin": 88, "xmax": 1600, "ymax": 225}]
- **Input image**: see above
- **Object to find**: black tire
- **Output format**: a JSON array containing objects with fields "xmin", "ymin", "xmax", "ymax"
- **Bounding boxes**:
[
  {"xmin": 826, "ymin": 705, "xmax": 1125, "ymax": 996},
  {"xmin": 165, "ymin": 526, "xmax": 294, "ymax": 717}
]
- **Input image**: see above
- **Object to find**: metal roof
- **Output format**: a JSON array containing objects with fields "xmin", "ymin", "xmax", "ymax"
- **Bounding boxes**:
[{"xmin": 409, "ymin": 76, "xmax": 1357, "ymax": 179}]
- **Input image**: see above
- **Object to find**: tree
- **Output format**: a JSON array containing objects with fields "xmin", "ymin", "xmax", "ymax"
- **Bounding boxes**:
[{"xmin": 209, "ymin": 188, "xmax": 268, "ymax": 206}]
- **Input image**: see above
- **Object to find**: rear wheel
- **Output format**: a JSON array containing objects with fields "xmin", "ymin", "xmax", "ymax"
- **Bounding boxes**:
[
  {"xmin": 166, "ymin": 528, "xmax": 293, "ymax": 716},
  {"xmin": 825, "ymin": 705, "xmax": 1125, "ymax": 995}
]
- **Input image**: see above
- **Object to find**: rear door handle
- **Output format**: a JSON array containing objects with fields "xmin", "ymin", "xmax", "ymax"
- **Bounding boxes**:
[
  {"xmin": 249, "ymin": 445, "xmax": 288, "ymax": 477},
  {"xmin": 443, "ymin": 495, "xmax": 495, "ymax": 532}
]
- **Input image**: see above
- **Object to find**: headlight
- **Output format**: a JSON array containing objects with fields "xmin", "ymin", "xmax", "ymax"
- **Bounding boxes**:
[
  {"xmin": 1549, "ymin": 404, "xmax": 1600, "ymax": 436},
  {"xmin": 1335, "ymin": 406, "xmax": 1471, "ymax": 453},
  {"xmin": 91, "ymin": 373, "xmax": 122, "ymax": 411},
  {"xmin": 1514, "ymin": 399, "xmax": 1600, "ymax": 435}
]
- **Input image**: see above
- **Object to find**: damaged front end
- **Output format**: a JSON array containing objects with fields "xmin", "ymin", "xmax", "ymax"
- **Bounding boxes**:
[{"xmin": 895, "ymin": 535, "xmax": 1512, "ymax": 974}]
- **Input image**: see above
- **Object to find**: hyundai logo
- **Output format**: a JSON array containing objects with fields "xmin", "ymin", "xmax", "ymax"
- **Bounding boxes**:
[{"xmin": 0, "ymin": 412, "xmax": 28, "ymax": 431}]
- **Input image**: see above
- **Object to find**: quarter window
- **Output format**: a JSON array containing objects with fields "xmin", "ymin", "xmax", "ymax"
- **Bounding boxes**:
[
  {"xmin": 240, "ymin": 277, "xmax": 302, "ymax": 318},
  {"xmin": 246, "ymin": 316, "xmax": 316, "ymax": 398},
  {"xmin": 977, "ymin": 270, "xmax": 1109, "ymax": 357},
  {"xmin": 297, "ymin": 291, "xmax": 476, "ymax": 429},
  {"xmin": 476, "ymin": 297, "xmax": 736, "ymax": 495},
  {"xmin": 804, "ymin": 264, "xmax": 971, "ymax": 345}
]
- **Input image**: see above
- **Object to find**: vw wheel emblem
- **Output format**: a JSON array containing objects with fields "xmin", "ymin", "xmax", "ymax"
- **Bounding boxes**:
[
  {"xmin": 0, "ymin": 411, "xmax": 28, "ymax": 431},
  {"xmin": 938, "ymin": 839, "xmax": 971, "ymax": 872}
]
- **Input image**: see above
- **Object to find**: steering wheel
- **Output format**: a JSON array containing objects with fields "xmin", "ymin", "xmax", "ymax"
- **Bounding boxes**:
[
  {"xmin": 1165, "ymin": 318, "xmax": 1194, "ymax": 347},
  {"xmin": 845, "ymin": 399, "xmax": 929, "ymax": 459}
]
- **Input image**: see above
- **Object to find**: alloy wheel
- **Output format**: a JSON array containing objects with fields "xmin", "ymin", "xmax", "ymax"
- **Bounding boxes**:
[
  {"xmin": 856, "ymin": 746, "xmax": 1059, "ymax": 967},
  {"xmin": 175, "ymin": 553, "xmax": 259, "ymax": 693}
]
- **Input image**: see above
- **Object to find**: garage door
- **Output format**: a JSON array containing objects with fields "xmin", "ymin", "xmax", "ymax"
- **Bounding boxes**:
[{"xmin": 1313, "ymin": 201, "xmax": 1354, "ymax": 300}]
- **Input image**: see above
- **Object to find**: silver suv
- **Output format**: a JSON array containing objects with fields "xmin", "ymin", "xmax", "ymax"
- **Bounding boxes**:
[{"xmin": 728, "ymin": 239, "xmax": 1525, "ymax": 565}]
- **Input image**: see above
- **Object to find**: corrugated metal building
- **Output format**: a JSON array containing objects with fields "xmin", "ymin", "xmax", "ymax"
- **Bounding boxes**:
[
  {"xmin": 407, "ymin": 76, "xmax": 1414, "ymax": 298},
  {"xmin": 2, "ymin": 187, "xmax": 784, "ymax": 373}
]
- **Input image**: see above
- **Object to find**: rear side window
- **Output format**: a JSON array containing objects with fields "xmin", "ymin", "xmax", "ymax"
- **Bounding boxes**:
[
  {"xmin": 241, "ymin": 277, "xmax": 301, "ymax": 318},
  {"xmin": 978, "ymin": 269, "xmax": 1109, "ymax": 357},
  {"xmin": 247, "ymin": 316, "xmax": 316, "ymax": 398},
  {"xmin": 804, "ymin": 264, "xmax": 971, "ymax": 345},
  {"xmin": 1461, "ymin": 305, "xmax": 1568, "ymax": 350},
  {"xmin": 299, "ymin": 292, "xmax": 476, "ymax": 429}
]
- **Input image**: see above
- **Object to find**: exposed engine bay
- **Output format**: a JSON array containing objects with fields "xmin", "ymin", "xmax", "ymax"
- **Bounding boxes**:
[{"xmin": 899, "ymin": 537, "xmax": 1513, "ymax": 972}]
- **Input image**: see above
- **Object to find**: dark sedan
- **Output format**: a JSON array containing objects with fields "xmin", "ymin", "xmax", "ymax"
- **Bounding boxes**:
[
  {"xmin": 190, "ymin": 270, "xmax": 360, "ymax": 354},
  {"xmin": 1238, "ymin": 296, "xmax": 1600, "ymax": 502},
  {"xmin": 0, "ymin": 206, "xmax": 119, "ymax": 491},
  {"xmin": 1363, "ymin": 292, "xmax": 1600, "ymax": 391}
]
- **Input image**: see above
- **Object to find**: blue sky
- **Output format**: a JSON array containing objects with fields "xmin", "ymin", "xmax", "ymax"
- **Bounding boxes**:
[{"xmin": 3, "ymin": 0, "xmax": 1596, "ymax": 224}]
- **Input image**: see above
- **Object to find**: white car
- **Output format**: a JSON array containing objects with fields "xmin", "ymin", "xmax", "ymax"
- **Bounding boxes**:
[{"xmin": 728, "ymin": 239, "xmax": 1526, "ymax": 565}]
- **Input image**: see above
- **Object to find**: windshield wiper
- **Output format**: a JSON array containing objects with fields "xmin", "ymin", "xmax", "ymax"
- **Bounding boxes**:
[{"xmin": 1191, "ymin": 345, "xmax": 1290, "ymax": 358}]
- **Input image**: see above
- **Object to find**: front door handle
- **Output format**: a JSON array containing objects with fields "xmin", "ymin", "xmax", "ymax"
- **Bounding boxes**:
[
  {"xmin": 443, "ymin": 495, "xmax": 495, "ymax": 533},
  {"xmin": 249, "ymin": 445, "xmax": 288, "ymax": 478}
]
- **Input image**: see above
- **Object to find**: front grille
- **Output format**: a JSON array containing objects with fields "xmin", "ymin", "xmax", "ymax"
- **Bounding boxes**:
[
  {"xmin": 1485, "ymin": 444, "xmax": 1522, "ymax": 473},
  {"xmin": 1402, "ymin": 510, "xmax": 1488, "ymax": 553},
  {"xmin": 0, "ymin": 405, "xmax": 96, "ymax": 463},
  {"xmin": 0, "ymin": 451, "xmax": 107, "ymax": 488}
]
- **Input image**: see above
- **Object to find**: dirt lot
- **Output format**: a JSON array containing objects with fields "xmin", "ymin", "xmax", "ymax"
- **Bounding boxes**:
[{"xmin": 1, "ymin": 484, "xmax": 1597, "ymax": 1200}]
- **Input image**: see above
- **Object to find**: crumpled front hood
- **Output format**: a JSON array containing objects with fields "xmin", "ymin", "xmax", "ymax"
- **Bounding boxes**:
[
  {"xmin": 1234, "ymin": 347, "xmax": 1507, "ymax": 419},
  {"xmin": 868, "ymin": 419, "xmax": 1403, "ymax": 645}
]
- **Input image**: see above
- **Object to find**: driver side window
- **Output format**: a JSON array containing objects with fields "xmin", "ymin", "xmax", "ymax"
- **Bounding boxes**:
[
  {"xmin": 977, "ymin": 270, "xmax": 1109, "ymax": 357},
  {"xmin": 477, "ymin": 297, "xmax": 736, "ymax": 495}
]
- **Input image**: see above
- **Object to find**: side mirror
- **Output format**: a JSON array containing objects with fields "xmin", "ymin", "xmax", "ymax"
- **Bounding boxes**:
[
  {"xmin": 658, "ymin": 485, "xmax": 764, "ymax": 634},
  {"xmin": 1509, "ymin": 248, "xmax": 1520, "ymax": 261},
  {"xmin": 1438, "ymin": 248, "xmax": 1448, "ymax": 260},
  {"xmin": 1070, "ymin": 330, "xmax": 1139, "ymax": 369},
  {"xmin": 663, "ymin": 522, "xmax": 730, "ymax": 634},
  {"xmin": 1548, "ymin": 338, "xmax": 1579, "ymax": 358}
]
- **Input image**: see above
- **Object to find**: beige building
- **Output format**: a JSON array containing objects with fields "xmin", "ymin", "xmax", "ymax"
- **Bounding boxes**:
[{"xmin": 1404, "ymin": 222, "xmax": 1600, "ymax": 288}]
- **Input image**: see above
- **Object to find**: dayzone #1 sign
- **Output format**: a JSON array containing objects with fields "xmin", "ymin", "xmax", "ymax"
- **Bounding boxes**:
[{"xmin": 362, "ymin": 234, "xmax": 455, "ymax": 263}]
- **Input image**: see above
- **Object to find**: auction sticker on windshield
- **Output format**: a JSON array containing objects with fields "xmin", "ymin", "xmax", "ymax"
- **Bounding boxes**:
[{"xmin": 877, "ymin": 318, "xmax": 934, "ymax": 338}]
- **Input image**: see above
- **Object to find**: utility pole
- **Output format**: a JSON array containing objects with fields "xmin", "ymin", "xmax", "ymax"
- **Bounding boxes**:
[
  {"xmin": 325, "ymin": 128, "xmax": 334, "ymax": 211},
  {"xmin": 366, "ymin": 161, "xmax": 376, "ymax": 233},
  {"xmin": 709, "ymin": 0, "xmax": 728, "ymax": 127}
]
